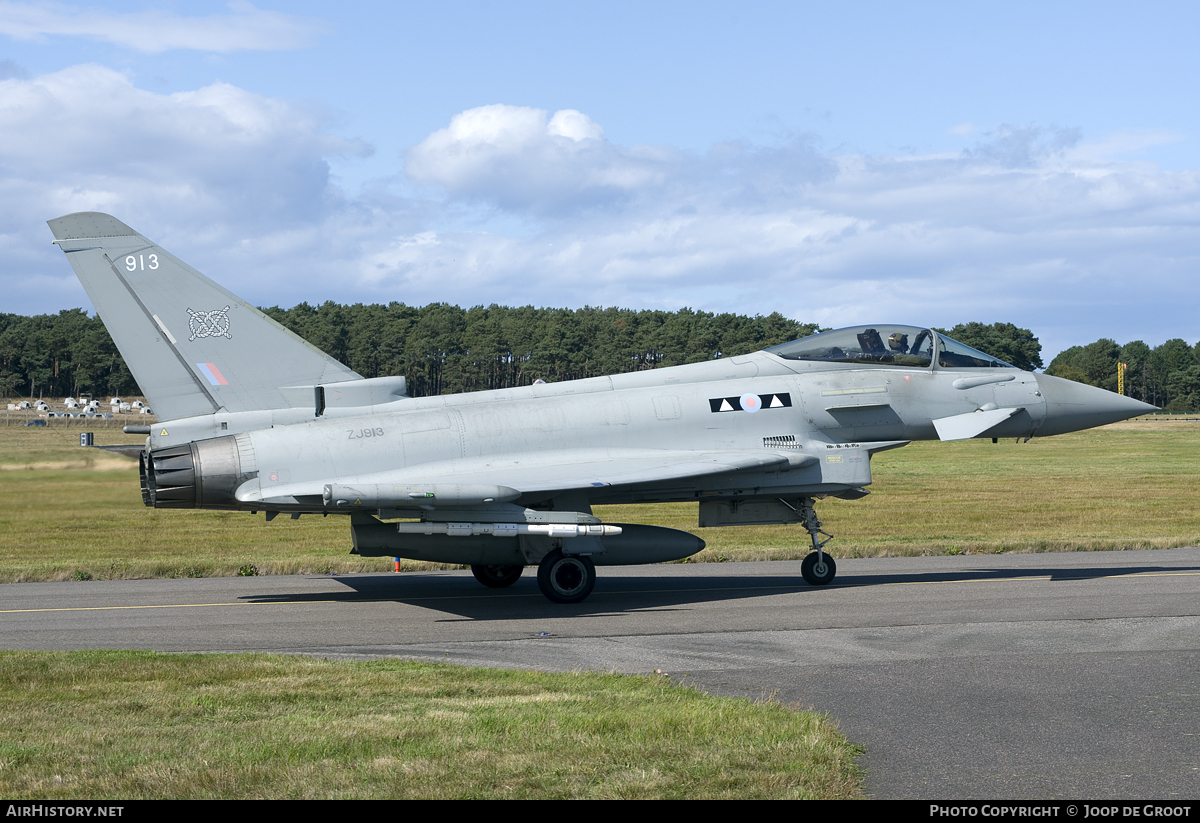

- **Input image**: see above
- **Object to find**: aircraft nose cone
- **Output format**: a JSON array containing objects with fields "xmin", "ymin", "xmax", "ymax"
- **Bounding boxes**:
[{"xmin": 1033, "ymin": 373, "xmax": 1158, "ymax": 436}]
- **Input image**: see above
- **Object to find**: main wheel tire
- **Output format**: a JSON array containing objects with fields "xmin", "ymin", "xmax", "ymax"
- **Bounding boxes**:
[
  {"xmin": 537, "ymin": 549, "xmax": 596, "ymax": 604},
  {"xmin": 471, "ymin": 564, "xmax": 524, "ymax": 588},
  {"xmin": 801, "ymin": 552, "xmax": 837, "ymax": 586}
]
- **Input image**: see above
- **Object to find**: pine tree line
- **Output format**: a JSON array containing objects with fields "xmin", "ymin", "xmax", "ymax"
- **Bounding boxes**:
[
  {"xmin": 4, "ymin": 307, "xmax": 1193, "ymax": 410},
  {"xmin": 0, "ymin": 304, "xmax": 817, "ymax": 400}
]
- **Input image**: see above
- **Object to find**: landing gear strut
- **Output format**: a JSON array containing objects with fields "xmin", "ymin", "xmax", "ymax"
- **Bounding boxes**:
[
  {"xmin": 537, "ymin": 548, "xmax": 596, "ymax": 604},
  {"xmin": 796, "ymin": 497, "xmax": 837, "ymax": 586}
]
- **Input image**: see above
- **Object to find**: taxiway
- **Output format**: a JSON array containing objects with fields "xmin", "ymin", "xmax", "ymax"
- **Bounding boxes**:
[{"xmin": 3, "ymin": 548, "xmax": 1198, "ymax": 798}]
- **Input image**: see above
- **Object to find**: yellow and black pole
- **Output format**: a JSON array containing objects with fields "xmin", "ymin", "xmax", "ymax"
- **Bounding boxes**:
[{"xmin": 1118, "ymin": 362, "xmax": 1127, "ymax": 396}]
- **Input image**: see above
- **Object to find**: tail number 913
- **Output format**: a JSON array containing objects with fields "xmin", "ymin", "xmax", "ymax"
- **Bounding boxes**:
[{"xmin": 125, "ymin": 254, "xmax": 159, "ymax": 271}]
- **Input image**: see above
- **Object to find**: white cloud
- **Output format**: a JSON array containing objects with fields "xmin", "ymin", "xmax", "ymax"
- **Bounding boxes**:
[
  {"xmin": 4, "ymin": 73, "xmax": 1199, "ymax": 359},
  {"xmin": 390, "ymin": 111, "xmax": 1200, "ymax": 354},
  {"xmin": 405, "ymin": 104, "xmax": 666, "ymax": 213},
  {"xmin": 548, "ymin": 109, "xmax": 604, "ymax": 142},
  {"xmin": 0, "ymin": 1, "xmax": 327, "ymax": 53},
  {"xmin": 0, "ymin": 57, "xmax": 28, "ymax": 79},
  {"xmin": 1061, "ymin": 130, "xmax": 1184, "ymax": 165},
  {"xmin": 0, "ymin": 64, "xmax": 369, "ymax": 224},
  {"xmin": 961, "ymin": 124, "xmax": 1082, "ymax": 169},
  {"xmin": 0, "ymin": 64, "xmax": 377, "ymax": 311}
]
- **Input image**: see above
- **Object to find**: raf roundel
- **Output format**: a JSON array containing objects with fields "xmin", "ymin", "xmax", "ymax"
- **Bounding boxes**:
[{"xmin": 740, "ymin": 393, "xmax": 762, "ymax": 413}]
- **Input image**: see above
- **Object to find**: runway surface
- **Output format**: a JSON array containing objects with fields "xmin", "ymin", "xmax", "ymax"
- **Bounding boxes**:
[{"xmin": 3, "ymin": 548, "xmax": 1199, "ymax": 799}]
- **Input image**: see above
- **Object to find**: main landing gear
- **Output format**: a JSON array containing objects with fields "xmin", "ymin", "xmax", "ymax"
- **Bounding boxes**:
[
  {"xmin": 470, "ymin": 551, "xmax": 597, "ymax": 602},
  {"xmin": 797, "ymin": 497, "xmax": 837, "ymax": 586},
  {"xmin": 536, "ymin": 548, "xmax": 596, "ymax": 604},
  {"xmin": 470, "ymin": 564, "xmax": 524, "ymax": 588},
  {"xmin": 470, "ymin": 550, "xmax": 598, "ymax": 604}
]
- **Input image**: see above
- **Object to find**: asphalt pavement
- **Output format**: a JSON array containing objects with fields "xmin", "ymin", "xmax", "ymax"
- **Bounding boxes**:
[{"xmin": 3, "ymin": 548, "xmax": 1198, "ymax": 799}]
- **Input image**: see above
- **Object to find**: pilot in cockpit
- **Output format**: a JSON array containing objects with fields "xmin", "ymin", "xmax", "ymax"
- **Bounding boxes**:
[{"xmin": 887, "ymin": 331, "xmax": 931, "ymax": 366}]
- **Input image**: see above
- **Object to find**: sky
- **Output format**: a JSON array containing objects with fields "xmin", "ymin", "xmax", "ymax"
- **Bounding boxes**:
[{"xmin": 2, "ymin": 1, "xmax": 1198, "ymax": 362}]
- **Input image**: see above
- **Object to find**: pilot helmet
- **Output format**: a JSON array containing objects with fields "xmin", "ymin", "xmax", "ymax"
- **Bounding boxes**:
[{"xmin": 887, "ymin": 332, "xmax": 909, "ymax": 351}]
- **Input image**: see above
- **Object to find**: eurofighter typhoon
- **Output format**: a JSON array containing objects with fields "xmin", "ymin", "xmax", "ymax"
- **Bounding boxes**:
[{"xmin": 48, "ymin": 213, "xmax": 1156, "ymax": 603}]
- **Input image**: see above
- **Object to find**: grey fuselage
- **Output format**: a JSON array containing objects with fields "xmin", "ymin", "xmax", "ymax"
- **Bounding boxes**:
[
  {"xmin": 146, "ymin": 344, "xmax": 1095, "ymax": 516},
  {"xmin": 49, "ymin": 212, "xmax": 1158, "ymax": 593}
]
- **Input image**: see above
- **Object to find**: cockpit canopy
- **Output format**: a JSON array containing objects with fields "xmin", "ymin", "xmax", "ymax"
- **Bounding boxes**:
[{"xmin": 765, "ymin": 325, "xmax": 1015, "ymax": 369}]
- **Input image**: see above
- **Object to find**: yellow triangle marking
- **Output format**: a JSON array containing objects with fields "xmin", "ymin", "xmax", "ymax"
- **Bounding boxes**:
[
  {"xmin": 160, "ymin": 429, "xmax": 168, "ymax": 436},
  {"xmin": 354, "ymin": 498, "xmax": 362, "ymax": 505}
]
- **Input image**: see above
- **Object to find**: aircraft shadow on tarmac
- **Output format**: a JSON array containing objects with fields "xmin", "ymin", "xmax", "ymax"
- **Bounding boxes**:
[
  {"xmin": 237, "ymin": 561, "xmax": 1199, "ymax": 620},
  {"xmin": 837, "ymin": 562, "xmax": 1200, "ymax": 586}
]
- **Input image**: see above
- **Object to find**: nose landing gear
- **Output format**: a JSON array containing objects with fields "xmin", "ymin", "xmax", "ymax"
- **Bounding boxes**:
[{"xmin": 797, "ymin": 497, "xmax": 837, "ymax": 586}]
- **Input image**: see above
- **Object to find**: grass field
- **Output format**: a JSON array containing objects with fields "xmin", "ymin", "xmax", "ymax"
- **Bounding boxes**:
[
  {"xmin": 0, "ymin": 650, "xmax": 862, "ymax": 799},
  {"xmin": 1, "ymin": 419, "xmax": 1197, "ymax": 581}
]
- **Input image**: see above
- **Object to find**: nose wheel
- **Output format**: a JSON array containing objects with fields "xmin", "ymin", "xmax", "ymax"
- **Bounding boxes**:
[
  {"xmin": 537, "ymin": 549, "xmax": 596, "ymax": 604},
  {"xmin": 801, "ymin": 551, "xmax": 837, "ymax": 585}
]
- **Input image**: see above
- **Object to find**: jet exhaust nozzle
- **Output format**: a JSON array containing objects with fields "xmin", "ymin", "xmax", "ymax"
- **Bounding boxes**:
[{"xmin": 140, "ymin": 435, "xmax": 247, "ymax": 509}]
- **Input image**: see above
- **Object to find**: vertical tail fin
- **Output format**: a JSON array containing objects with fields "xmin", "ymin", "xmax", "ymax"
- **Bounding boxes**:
[{"xmin": 48, "ymin": 212, "xmax": 360, "ymax": 421}]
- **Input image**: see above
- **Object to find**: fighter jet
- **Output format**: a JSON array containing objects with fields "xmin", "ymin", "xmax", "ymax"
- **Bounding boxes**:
[{"xmin": 48, "ymin": 212, "xmax": 1156, "ymax": 603}]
